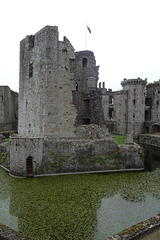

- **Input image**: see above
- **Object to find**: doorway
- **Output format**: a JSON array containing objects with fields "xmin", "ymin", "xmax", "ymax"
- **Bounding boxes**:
[{"xmin": 26, "ymin": 156, "xmax": 33, "ymax": 177}]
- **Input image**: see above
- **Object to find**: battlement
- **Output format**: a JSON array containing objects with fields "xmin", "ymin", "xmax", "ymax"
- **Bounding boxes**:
[
  {"xmin": 121, "ymin": 78, "xmax": 147, "ymax": 87},
  {"xmin": 75, "ymin": 50, "xmax": 95, "ymax": 57},
  {"xmin": 147, "ymin": 80, "xmax": 160, "ymax": 87},
  {"xmin": 113, "ymin": 90, "xmax": 128, "ymax": 95}
]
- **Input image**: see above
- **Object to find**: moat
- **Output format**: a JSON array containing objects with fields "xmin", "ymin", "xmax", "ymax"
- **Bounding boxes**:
[{"xmin": 0, "ymin": 167, "xmax": 160, "ymax": 240}]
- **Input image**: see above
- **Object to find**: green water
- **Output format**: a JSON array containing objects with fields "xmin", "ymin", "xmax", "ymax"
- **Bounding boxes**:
[{"xmin": 0, "ymin": 168, "xmax": 160, "ymax": 240}]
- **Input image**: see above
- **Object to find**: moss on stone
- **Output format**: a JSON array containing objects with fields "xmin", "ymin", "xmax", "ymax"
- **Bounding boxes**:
[{"xmin": 0, "ymin": 152, "xmax": 10, "ymax": 169}]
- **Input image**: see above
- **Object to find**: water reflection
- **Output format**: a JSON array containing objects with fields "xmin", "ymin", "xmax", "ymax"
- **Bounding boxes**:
[
  {"xmin": 0, "ymin": 169, "xmax": 18, "ymax": 231},
  {"xmin": 143, "ymin": 145, "xmax": 160, "ymax": 171},
  {"xmin": 0, "ymin": 168, "xmax": 160, "ymax": 240},
  {"xmin": 95, "ymin": 194, "xmax": 160, "ymax": 239}
]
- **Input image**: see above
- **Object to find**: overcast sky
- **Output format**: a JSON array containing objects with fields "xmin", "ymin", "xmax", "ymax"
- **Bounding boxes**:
[{"xmin": 1, "ymin": 0, "xmax": 160, "ymax": 92}]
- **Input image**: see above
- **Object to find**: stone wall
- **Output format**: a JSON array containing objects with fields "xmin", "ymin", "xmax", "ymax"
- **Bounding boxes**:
[
  {"xmin": 10, "ymin": 133, "xmax": 144, "ymax": 177},
  {"xmin": 112, "ymin": 91, "xmax": 128, "ymax": 135},
  {"xmin": 140, "ymin": 134, "xmax": 160, "ymax": 147},
  {"xmin": 0, "ymin": 86, "xmax": 18, "ymax": 132},
  {"xmin": 10, "ymin": 137, "xmax": 43, "ymax": 176}
]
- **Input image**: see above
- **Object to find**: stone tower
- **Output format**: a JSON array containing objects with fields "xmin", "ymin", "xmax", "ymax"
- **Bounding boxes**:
[
  {"xmin": 10, "ymin": 26, "xmax": 78, "ymax": 176},
  {"xmin": 72, "ymin": 51, "xmax": 99, "ymax": 125},
  {"xmin": 18, "ymin": 26, "xmax": 77, "ymax": 138},
  {"xmin": 73, "ymin": 51, "xmax": 99, "ymax": 92},
  {"xmin": 121, "ymin": 78, "xmax": 147, "ymax": 137},
  {"xmin": 145, "ymin": 80, "xmax": 160, "ymax": 133}
]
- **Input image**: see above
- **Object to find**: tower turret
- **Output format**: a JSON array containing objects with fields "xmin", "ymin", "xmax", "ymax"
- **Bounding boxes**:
[
  {"xmin": 73, "ymin": 51, "xmax": 99, "ymax": 92},
  {"xmin": 121, "ymin": 78, "xmax": 147, "ymax": 136}
]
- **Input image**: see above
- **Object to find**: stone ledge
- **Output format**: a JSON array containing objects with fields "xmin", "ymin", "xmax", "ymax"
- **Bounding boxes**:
[
  {"xmin": 0, "ymin": 223, "xmax": 31, "ymax": 240},
  {"xmin": 107, "ymin": 213, "xmax": 160, "ymax": 240}
]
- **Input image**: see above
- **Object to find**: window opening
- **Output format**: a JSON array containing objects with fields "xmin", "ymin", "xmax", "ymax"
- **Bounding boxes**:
[
  {"xmin": 83, "ymin": 118, "xmax": 90, "ymax": 124},
  {"xmin": 82, "ymin": 58, "xmax": 87, "ymax": 67},
  {"xmin": 145, "ymin": 110, "xmax": 150, "ymax": 121},
  {"xmin": 29, "ymin": 63, "xmax": 33, "ymax": 78},
  {"xmin": 76, "ymin": 82, "xmax": 78, "ymax": 91},
  {"xmin": 29, "ymin": 35, "xmax": 35, "ymax": 50},
  {"xmin": 109, "ymin": 96, "xmax": 114, "ymax": 104},
  {"xmin": 145, "ymin": 98, "xmax": 151, "ymax": 107},
  {"xmin": 109, "ymin": 108, "xmax": 114, "ymax": 119}
]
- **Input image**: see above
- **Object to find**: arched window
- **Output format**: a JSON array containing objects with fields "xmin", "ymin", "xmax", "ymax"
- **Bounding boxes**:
[{"xmin": 82, "ymin": 58, "xmax": 87, "ymax": 67}]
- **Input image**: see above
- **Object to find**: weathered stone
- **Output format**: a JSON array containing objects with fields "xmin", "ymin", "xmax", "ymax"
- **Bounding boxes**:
[
  {"xmin": 125, "ymin": 134, "xmax": 133, "ymax": 144},
  {"xmin": 118, "ymin": 143, "xmax": 144, "ymax": 169},
  {"xmin": 75, "ymin": 124, "xmax": 110, "ymax": 139},
  {"xmin": 0, "ymin": 134, "xmax": 5, "ymax": 144},
  {"xmin": 107, "ymin": 213, "xmax": 160, "ymax": 240},
  {"xmin": 9, "ymin": 26, "xmax": 144, "ymax": 177},
  {"xmin": 0, "ymin": 86, "xmax": 18, "ymax": 133}
]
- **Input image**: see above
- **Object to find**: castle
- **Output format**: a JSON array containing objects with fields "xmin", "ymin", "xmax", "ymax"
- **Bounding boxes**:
[{"xmin": 5, "ymin": 25, "xmax": 160, "ymax": 176}]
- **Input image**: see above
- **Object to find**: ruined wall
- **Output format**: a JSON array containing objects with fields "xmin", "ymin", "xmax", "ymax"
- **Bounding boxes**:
[
  {"xmin": 0, "ymin": 86, "xmax": 18, "ymax": 132},
  {"xmin": 140, "ymin": 134, "xmax": 160, "ymax": 147},
  {"xmin": 99, "ymin": 89, "xmax": 128, "ymax": 135},
  {"xmin": 112, "ymin": 90, "xmax": 128, "ymax": 135},
  {"xmin": 18, "ymin": 26, "xmax": 77, "ymax": 138},
  {"xmin": 10, "ymin": 137, "xmax": 43, "ymax": 176},
  {"xmin": 10, "ymin": 134, "xmax": 143, "ymax": 177}
]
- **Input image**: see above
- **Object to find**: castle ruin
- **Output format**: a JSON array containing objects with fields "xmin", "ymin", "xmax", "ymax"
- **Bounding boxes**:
[
  {"xmin": 0, "ymin": 86, "xmax": 18, "ymax": 134},
  {"xmin": 8, "ymin": 25, "xmax": 160, "ymax": 177}
]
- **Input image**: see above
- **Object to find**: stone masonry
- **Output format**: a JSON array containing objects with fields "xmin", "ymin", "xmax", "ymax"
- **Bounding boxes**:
[
  {"xmin": 0, "ymin": 86, "xmax": 18, "ymax": 133},
  {"xmin": 9, "ymin": 26, "xmax": 144, "ymax": 177}
]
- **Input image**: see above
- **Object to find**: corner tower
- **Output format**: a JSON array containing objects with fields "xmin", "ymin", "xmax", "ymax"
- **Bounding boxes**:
[{"xmin": 121, "ymin": 78, "xmax": 147, "ymax": 137}]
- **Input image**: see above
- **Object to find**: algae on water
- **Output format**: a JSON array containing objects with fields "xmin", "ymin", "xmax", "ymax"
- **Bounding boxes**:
[{"xmin": 0, "ymin": 168, "xmax": 160, "ymax": 240}]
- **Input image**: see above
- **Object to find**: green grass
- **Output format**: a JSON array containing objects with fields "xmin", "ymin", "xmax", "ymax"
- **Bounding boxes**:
[{"xmin": 114, "ymin": 135, "xmax": 126, "ymax": 145}]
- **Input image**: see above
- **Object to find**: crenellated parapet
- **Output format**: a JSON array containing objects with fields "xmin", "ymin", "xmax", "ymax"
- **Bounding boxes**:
[
  {"xmin": 147, "ymin": 80, "xmax": 160, "ymax": 89},
  {"xmin": 121, "ymin": 78, "xmax": 147, "ymax": 87}
]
